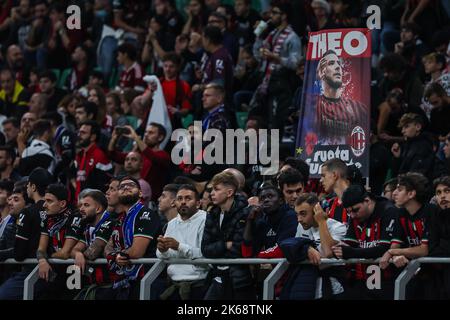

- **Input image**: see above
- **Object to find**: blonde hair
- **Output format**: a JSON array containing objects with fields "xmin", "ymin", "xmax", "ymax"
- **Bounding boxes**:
[{"xmin": 210, "ymin": 172, "xmax": 239, "ymax": 193}]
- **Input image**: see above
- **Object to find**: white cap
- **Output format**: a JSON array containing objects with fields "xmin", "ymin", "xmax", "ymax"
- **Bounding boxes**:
[{"xmin": 311, "ymin": 0, "xmax": 331, "ymax": 15}]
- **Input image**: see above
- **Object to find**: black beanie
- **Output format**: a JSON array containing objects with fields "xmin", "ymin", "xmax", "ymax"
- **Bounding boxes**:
[{"xmin": 342, "ymin": 184, "xmax": 368, "ymax": 208}]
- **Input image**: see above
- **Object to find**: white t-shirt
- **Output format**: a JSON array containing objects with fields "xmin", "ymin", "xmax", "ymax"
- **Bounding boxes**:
[{"xmin": 295, "ymin": 218, "xmax": 347, "ymax": 299}]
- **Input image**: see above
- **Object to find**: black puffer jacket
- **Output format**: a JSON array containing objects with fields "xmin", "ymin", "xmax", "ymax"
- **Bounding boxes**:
[
  {"xmin": 202, "ymin": 194, "xmax": 253, "ymax": 289},
  {"xmin": 392, "ymin": 133, "xmax": 435, "ymax": 177}
]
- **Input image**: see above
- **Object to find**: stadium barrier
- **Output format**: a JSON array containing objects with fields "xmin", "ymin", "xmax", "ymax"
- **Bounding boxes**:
[{"xmin": 1, "ymin": 257, "xmax": 450, "ymax": 300}]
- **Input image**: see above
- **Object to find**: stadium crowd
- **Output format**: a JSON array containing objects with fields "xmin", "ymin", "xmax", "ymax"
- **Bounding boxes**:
[{"xmin": 0, "ymin": 0, "xmax": 450, "ymax": 300}]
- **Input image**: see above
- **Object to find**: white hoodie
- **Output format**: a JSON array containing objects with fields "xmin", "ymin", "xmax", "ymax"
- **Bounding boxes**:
[{"xmin": 157, "ymin": 210, "xmax": 209, "ymax": 281}]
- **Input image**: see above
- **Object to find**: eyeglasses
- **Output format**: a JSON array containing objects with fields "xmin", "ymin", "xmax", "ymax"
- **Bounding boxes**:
[
  {"xmin": 119, "ymin": 182, "xmax": 139, "ymax": 190},
  {"xmin": 271, "ymin": 10, "xmax": 282, "ymax": 15}
]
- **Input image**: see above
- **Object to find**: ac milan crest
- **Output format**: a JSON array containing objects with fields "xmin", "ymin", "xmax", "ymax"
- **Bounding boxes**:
[{"xmin": 350, "ymin": 126, "xmax": 366, "ymax": 157}]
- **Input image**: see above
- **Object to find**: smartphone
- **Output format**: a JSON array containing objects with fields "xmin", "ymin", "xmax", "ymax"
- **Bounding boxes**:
[
  {"xmin": 320, "ymin": 199, "xmax": 331, "ymax": 211},
  {"xmin": 116, "ymin": 126, "xmax": 130, "ymax": 135}
]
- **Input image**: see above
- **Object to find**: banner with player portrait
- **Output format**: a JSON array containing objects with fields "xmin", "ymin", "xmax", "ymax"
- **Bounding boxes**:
[{"xmin": 295, "ymin": 28, "xmax": 371, "ymax": 178}]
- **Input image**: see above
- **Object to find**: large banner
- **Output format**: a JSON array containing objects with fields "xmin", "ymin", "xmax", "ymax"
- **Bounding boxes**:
[{"xmin": 295, "ymin": 28, "xmax": 371, "ymax": 178}]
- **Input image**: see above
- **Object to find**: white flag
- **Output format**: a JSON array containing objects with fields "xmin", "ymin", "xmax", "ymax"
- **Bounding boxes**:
[{"xmin": 144, "ymin": 75, "xmax": 172, "ymax": 149}]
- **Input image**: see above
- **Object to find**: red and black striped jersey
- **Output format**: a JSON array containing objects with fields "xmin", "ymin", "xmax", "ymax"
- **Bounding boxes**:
[
  {"xmin": 304, "ymin": 178, "xmax": 325, "ymax": 194},
  {"xmin": 119, "ymin": 62, "xmax": 145, "ymax": 91},
  {"xmin": 392, "ymin": 204, "xmax": 438, "ymax": 248},
  {"xmin": 40, "ymin": 209, "xmax": 82, "ymax": 255},
  {"xmin": 327, "ymin": 197, "xmax": 349, "ymax": 225},
  {"xmin": 343, "ymin": 199, "xmax": 399, "ymax": 280},
  {"xmin": 315, "ymin": 95, "xmax": 368, "ymax": 143}
]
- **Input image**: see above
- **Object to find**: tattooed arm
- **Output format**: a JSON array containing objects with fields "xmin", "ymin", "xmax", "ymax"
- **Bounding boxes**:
[
  {"xmin": 84, "ymin": 238, "xmax": 108, "ymax": 260},
  {"xmin": 104, "ymin": 237, "xmax": 115, "ymax": 257}
]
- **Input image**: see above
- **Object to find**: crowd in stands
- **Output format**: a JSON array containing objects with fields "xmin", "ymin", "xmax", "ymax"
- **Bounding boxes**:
[{"xmin": 0, "ymin": 0, "xmax": 450, "ymax": 300}]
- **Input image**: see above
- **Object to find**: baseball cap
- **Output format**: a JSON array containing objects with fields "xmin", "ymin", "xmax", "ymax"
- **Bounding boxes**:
[
  {"xmin": 28, "ymin": 167, "xmax": 52, "ymax": 189},
  {"xmin": 342, "ymin": 184, "xmax": 368, "ymax": 208}
]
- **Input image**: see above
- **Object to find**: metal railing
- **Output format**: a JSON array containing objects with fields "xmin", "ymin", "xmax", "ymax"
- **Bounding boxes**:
[
  {"xmin": 1, "ymin": 257, "xmax": 450, "ymax": 300},
  {"xmin": 394, "ymin": 257, "xmax": 450, "ymax": 300}
]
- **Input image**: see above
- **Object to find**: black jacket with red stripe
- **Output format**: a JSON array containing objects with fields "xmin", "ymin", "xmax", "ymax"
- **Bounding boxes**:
[{"xmin": 342, "ymin": 197, "xmax": 400, "ymax": 280}]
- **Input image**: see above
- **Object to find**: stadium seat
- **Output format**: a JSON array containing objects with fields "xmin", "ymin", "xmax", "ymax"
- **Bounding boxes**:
[
  {"xmin": 236, "ymin": 111, "xmax": 248, "ymax": 129},
  {"xmin": 50, "ymin": 69, "xmax": 61, "ymax": 84},
  {"xmin": 108, "ymin": 67, "xmax": 119, "ymax": 89},
  {"xmin": 58, "ymin": 68, "xmax": 72, "ymax": 89},
  {"xmin": 182, "ymin": 114, "xmax": 193, "ymax": 128}
]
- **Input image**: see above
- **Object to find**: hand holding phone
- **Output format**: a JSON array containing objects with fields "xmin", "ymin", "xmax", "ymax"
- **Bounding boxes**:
[{"xmin": 115, "ymin": 126, "xmax": 131, "ymax": 135}]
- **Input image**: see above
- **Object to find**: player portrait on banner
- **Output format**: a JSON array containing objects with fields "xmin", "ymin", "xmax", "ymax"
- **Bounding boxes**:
[
  {"xmin": 315, "ymin": 50, "xmax": 369, "ymax": 146},
  {"xmin": 296, "ymin": 29, "xmax": 372, "ymax": 178}
]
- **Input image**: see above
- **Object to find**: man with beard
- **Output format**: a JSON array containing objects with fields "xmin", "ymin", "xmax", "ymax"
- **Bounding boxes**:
[
  {"xmin": 74, "ymin": 120, "xmax": 113, "ymax": 201},
  {"xmin": 5, "ymin": 45, "xmax": 30, "ymax": 86},
  {"xmin": 242, "ymin": 185, "xmax": 297, "ymax": 259},
  {"xmin": 36, "ymin": 183, "xmax": 83, "ymax": 299},
  {"xmin": 103, "ymin": 176, "xmax": 161, "ymax": 300},
  {"xmin": 314, "ymin": 50, "xmax": 369, "ymax": 145},
  {"xmin": 0, "ymin": 168, "xmax": 49, "ymax": 299},
  {"xmin": 16, "ymin": 112, "xmax": 37, "ymax": 161},
  {"xmin": 70, "ymin": 190, "xmax": 115, "ymax": 299},
  {"xmin": 74, "ymin": 102, "xmax": 97, "ymax": 129},
  {"xmin": 252, "ymin": 1, "xmax": 301, "ymax": 135},
  {"xmin": 157, "ymin": 184, "xmax": 208, "ymax": 300},
  {"xmin": 0, "ymin": 184, "xmax": 29, "ymax": 261},
  {"xmin": 428, "ymin": 176, "xmax": 450, "ymax": 298}
]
